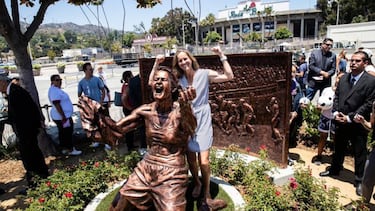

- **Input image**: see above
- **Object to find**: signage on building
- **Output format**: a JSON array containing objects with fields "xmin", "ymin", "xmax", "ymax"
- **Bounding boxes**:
[
  {"xmin": 133, "ymin": 36, "xmax": 169, "ymax": 45},
  {"xmin": 218, "ymin": 0, "xmax": 289, "ymax": 21},
  {"xmin": 229, "ymin": 1, "xmax": 258, "ymax": 19}
]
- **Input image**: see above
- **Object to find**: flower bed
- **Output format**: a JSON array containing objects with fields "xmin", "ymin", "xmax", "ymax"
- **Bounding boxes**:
[
  {"xmin": 21, "ymin": 145, "xmax": 364, "ymax": 210},
  {"xmin": 23, "ymin": 151, "xmax": 140, "ymax": 210},
  {"xmin": 210, "ymin": 145, "xmax": 343, "ymax": 210}
]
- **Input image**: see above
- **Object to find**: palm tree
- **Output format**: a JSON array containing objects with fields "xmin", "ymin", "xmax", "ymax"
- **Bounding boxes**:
[
  {"xmin": 121, "ymin": 0, "xmax": 126, "ymax": 47},
  {"xmin": 257, "ymin": 6, "xmax": 274, "ymax": 46}
]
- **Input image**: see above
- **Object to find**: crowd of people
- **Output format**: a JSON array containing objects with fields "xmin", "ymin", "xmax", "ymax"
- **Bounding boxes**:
[
  {"xmin": 291, "ymin": 38, "xmax": 375, "ymax": 205},
  {"xmin": 1, "ymin": 39, "xmax": 375, "ymax": 209}
]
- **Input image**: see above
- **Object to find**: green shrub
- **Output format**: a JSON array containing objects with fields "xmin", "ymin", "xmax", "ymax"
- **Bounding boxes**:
[
  {"xmin": 77, "ymin": 61, "xmax": 84, "ymax": 71},
  {"xmin": 7, "ymin": 65, "xmax": 17, "ymax": 72},
  {"xmin": 56, "ymin": 62, "xmax": 66, "ymax": 68},
  {"xmin": 210, "ymin": 146, "xmax": 343, "ymax": 210},
  {"xmin": 368, "ymin": 131, "xmax": 374, "ymax": 148},
  {"xmin": 24, "ymin": 151, "xmax": 141, "ymax": 210},
  {"xmin": 32, "ymin": 63, "xmax": 42, "ymax": 70},
  {"xmin": 299, "ymin": 103, "xmax": 320, "ymax": 144},
  {"xmin": 287, "ymin": 167, "xmax": 340, "ymax": 210}
]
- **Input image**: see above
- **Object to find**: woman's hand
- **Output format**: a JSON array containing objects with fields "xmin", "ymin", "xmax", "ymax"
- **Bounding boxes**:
[{"xmin": 211, "ymin": 46, "xmax": 224, "ymax": 57}]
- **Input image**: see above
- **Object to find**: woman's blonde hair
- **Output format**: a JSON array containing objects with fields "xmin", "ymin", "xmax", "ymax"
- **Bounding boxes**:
[{"xmin": 172, "ymin": 49, "xmax": 199, "ymax": 79}]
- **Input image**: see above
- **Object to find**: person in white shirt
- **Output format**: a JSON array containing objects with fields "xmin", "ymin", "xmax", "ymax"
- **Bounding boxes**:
[
  {"xmin": 96, "ymin": 66, "xmax": 107, "ymax": 84},
  {"xmin": 360, "ymin": 48, "xmax": 375, "ymax": 76},
  {"xmin": 48, "ymin": 74, "xmax": 81, "ymax": 156}
]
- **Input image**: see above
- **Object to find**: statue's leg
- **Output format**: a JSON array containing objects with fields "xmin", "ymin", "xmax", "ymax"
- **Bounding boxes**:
[
  {"xmin": 109, "ymin": 190, "xmax": 134, "ymax": 211},
  {"xmin": 187, "ymin": 151, "xmax": 201, "ymax": 198}
]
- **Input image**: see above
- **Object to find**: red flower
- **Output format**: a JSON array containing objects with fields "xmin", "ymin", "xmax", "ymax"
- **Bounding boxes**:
[
  {"xmin": 275, "ymin": 190, "xmax": 281, "ymax": 196},
  {"xmin": 81, "ymin": 161, "xmax": 87, "ymax": 166},
  {"xmin": 53, "ymin": 184, "xmax": 58, "ymax": 189},
  {"xmin": 245, "ymin": 147, "xmax": 251, "ymax": 153},
  {"xmin": 64, "ymin": 192, "xmax": 73, "ymax": 198},
  {"xmin": 38, "ymin": 197, "xmax": 45, "ymax": 203},
  {"xmin": 290, "ymin": 181, "xmax": 298, "ymax": 190},
  {"xmin": 260, "ymin": 144, "xmax": 267, "ymax": 151},
  {"xmin": 94, "ymin": 162, "xmax": 100, "ymax": 167},
  {"xmin": 46, "ymin": 181, "xmax": 51, "ymax": 187}
]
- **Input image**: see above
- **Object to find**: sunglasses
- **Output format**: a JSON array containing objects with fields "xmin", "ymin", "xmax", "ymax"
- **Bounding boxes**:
[
  {"xmin": 54, "ymin": 78, "xmax": 62, "ymax": 82},
  {"xmin": 349, "ymin": 59, "xmax": 363, "ymax": 63},
  {"xmin": 324, "ymin": 43, "xmax": 333, "ymax": 47}
]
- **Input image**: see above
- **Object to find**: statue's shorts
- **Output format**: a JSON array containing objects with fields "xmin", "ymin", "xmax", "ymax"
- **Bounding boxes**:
[{"xmin": 120, "ymin": 153, "xmax": 188, "ymax": 211}]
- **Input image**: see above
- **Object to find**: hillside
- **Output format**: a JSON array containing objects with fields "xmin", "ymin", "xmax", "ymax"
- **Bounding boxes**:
[{"xmin": 36, "ymin": 22, "xmax": 114, "ymax": 35}]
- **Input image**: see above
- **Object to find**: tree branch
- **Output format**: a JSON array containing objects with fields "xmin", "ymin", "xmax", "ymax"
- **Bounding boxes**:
[
  {"xmin": 10, "ymin": 0, "xmax": 21, "ymax": 34},
  {"xmin": 24, "ymin": 0, "xmax": 57, "ymax": 41},
  {"xmin": 0, "ymin": 0, "xmax": 14, "ymax": 36}
]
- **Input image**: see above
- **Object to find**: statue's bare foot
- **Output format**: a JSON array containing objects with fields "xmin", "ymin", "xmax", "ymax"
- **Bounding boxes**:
[{"xmin": 192, "ymin": 182, "xmax": 202, "ymax": 198}]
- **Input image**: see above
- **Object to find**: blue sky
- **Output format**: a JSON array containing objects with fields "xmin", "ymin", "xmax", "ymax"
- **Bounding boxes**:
[{"xmin": 13, "ymin": 0, "xmax": 316, "ymax": 31}]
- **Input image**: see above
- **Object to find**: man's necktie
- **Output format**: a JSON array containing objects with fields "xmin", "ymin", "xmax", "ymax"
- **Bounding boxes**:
[{"xmin": 351, "ymin": 77, "xmax": 356, "ymax": 87}]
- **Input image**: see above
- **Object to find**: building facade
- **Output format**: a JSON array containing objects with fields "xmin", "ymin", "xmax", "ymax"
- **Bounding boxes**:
[
  {"xmin": 207, "ymin": 0, "xmax": 322, "ymax": 47},
  {"xmin": 327, "ymin": 21, "xmax": 375, "ymax": 49}
]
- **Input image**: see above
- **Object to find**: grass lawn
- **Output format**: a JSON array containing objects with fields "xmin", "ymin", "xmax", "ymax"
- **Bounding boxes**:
[{"xmin": 96, "ymin": 179, "xmax": 235, "ymax": 211}]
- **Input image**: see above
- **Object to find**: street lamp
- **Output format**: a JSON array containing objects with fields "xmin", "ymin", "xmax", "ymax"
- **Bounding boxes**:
[
  {"xmin": 182, "ymin": 20, "xmax": 186, "ymax": 47},
  {"xmin": 188, "ymin": 17, "xmax": 199, "ymax": 52}
]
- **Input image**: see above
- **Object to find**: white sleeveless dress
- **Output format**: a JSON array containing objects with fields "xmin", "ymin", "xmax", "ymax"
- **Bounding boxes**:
[{"xmin": 179, "ymin": 69, "xmax": 213, "ymax": 152}]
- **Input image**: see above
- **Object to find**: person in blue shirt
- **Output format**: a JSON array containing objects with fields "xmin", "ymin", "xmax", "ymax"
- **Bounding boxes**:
[
  {"xmin": 336, "ymin": 49, "xmax": 348, "ymax": 74},
  {"xmin": 78, "ymin": 62, "xmax": 105, "ymax": 148}
]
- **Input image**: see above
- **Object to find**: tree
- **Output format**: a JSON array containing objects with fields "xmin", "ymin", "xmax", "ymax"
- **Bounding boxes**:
[
  {"xmin": 245, "ymin": 32, "xmax": 262, "ymax": 42},
  {"xmin": 274, "ymin": 27, "xmax": 292, "ymax": 40},
  {"xmin": 122, "ymin": 32, "xmax": 136, "ymax": 48},
  {"xmin": 0, "ymin": 0, "xmax": 161, "ymax": 106},
  {"xmin": 110, "ymin": 41, "xmax": 122, "ymax": 53},
  {"xmin": 317, "ymin": 0, "xmax": 375, "ymax": 33},
  {"xmin": 200, "ymin": 13, "xmax": 215, "ymax": 29},
  {"xmin": 64, "ymin": 30, "xmax": 78, "ymax": 44},
  {"xmin": 203, "ymin": 31, "xmax": 221, "ymax": 44},
  {"xmin": 0, "ymin": 37, "xmax": 7, "ymax": 62},
  {"xmin": 47, "ymin": 49, "xmax": 56, "ymax": 62},
  {"xmin": 0, "ymin": 0, "xmax": 162, "ymax": 155},
  {"xmin": 150, "ymin": 8, "xmax": 194, "ymax": 44}
]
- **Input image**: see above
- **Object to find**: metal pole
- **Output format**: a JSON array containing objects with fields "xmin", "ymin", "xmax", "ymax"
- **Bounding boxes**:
[
  {"xmin": 336, "ymin": 0, "xmax": 340, "ymax": 25},
  {"xmin": 195, "ymin": 22, "xmax": 198, "ymax": 53},
  {"xmin": 182, "ymin": 21, "xmax": 186, "ymax": 47}
]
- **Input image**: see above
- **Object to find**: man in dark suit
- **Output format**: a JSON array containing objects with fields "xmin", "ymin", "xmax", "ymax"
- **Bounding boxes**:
[
  {"xmin": 306, "ymin": 38, "xmax": 336, "ymax": 100},
  {"xmin": 0, "ymin": 75, "xmax": 49, "ymax": 189},
  {"xmin": 319, "ymin": 51, "xmax": 375, "ymax": 196}
]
